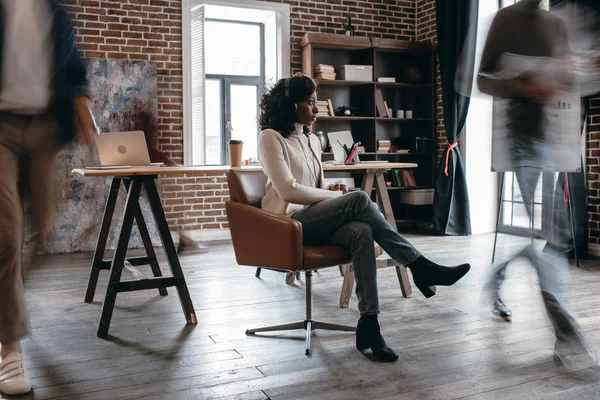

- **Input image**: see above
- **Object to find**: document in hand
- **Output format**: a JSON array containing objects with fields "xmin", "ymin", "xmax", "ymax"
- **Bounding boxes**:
[{"xmin": 487, "ymin": 53, "xmax": 582, "ymax": 172}]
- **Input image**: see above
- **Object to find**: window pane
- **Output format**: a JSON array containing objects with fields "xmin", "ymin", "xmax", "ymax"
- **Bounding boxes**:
[
  {"xmin": 205, "ymin": 21, "xmax": 261, "ymax": 76},
  {"xmin": 230, "ymin": 85, "xmax": 259, "ymax": 161},
  {"xmin": 205, "ymin": 79, "xmax": 222, "ymax": 165},
  {"xmin": 501, "ymin": 171, "xmax": 544, "ymax": 228}
]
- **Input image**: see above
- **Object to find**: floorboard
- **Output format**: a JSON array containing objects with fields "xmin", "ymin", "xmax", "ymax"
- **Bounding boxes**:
[{"xmin": 2, "ymin": 233, "xmax": 599, "ymax": 399}]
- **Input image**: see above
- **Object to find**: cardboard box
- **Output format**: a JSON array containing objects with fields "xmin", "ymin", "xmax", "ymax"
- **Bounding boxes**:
[
  {"xmin": 399, "ymin": 189, "xmax": 434, "ymax": 205},
  {"xmin": 336, "ymin": 65, "xmax": 373, "ymax": 82}
]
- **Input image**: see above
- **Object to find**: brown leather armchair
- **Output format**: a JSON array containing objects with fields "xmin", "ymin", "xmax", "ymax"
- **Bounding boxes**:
[{"xmin": 225, "ymin": 169, "xmax": 355, "ymax": 355}]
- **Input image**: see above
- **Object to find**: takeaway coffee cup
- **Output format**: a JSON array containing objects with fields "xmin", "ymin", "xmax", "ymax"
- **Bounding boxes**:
[{"xmin": 228, "ymin": 139, "xmax": 243, "ymax": 167}]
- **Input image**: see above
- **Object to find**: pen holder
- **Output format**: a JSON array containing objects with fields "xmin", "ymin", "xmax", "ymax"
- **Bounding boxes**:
[{"xmin": 343, "ymin": 142, "xmax": 359, "ymax": 165}]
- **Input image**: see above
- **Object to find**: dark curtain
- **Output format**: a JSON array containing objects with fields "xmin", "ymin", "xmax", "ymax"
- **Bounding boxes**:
[{"xmin": 432, "ymin": 0, "xmax": 479, "ymax": 235}]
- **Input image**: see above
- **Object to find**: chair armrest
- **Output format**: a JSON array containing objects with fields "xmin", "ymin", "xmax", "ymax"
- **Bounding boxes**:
[{"xmin": 225, "ymin": 201, "xmax": 304, "ymax": 271}]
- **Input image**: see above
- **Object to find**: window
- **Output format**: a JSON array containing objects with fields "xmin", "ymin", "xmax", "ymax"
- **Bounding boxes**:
[
  {"xmin": 499, "ymin": 0, "xmax": 549, "ymax": 10},
  {"xmin": 183, "ymin": 0, "xmax": 290, "ymax": 165}
]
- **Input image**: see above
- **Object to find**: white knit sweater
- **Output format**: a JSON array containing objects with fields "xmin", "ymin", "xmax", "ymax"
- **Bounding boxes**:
[{"xmin": 259, "ymin": 123, "xmax": 342, "ymax": 216}]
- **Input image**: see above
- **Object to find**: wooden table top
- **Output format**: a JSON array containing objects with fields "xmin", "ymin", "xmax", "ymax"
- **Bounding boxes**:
[{"xmin": 72, "ymin": 162, "xmax": 418, "ymax": 177}]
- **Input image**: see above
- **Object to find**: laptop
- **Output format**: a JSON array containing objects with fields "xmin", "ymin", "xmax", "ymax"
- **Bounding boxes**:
[{"xmin": 88, "ymin": 131, "xmax": 162, "ymax": 169}]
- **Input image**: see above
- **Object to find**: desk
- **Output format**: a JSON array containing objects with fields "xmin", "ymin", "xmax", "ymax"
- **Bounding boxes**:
[
  {"xmin": 73, "ymin": 167, "xmax": 204, "ymax": 338},
  {"xmin": 74, "ymin": 162, "xmax": 417, "ymax": 335},
  {"xmin": 323, "ymin": 163, "xmax": 418, "ymax": 302}
]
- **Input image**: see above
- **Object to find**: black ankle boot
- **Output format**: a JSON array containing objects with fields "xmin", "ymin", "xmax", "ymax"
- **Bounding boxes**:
[
  {"xmin": 409, "ymin": 256, "xmax": 471, "ymax": 298},
  {"xmin": 356, "ymin": 315, "xmax": 399, "ymax": 362}
]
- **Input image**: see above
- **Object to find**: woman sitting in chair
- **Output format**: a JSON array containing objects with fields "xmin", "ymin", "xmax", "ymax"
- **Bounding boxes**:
[{"xmin": 258, "ymin": 74, "xmax": 471, "ymax": 362}]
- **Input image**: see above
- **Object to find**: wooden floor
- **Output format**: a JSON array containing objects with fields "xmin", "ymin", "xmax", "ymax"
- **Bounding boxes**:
[{"xmin": 5, "ymin": 233, "xmax": 600, "ymax": 400}]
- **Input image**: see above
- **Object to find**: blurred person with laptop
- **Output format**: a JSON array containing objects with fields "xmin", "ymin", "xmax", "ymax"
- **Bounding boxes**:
[
  {"xmin": 0, "ymin": 0, "xmax": 97, "ymax": 395},
  {"xmin": 478, "ymin": 0, "xmax": 597, "ymax": 367}
]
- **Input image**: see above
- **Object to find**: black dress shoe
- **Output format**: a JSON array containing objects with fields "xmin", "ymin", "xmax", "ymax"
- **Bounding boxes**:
[
  {"xmin": 408, "ymin": 256, "xmax": 471, "ymax": 298},
  {"xmin": 492, "ymin": 298, "xmax": 512, "ymax": 321},
  {"xmin": 356, "ymin": 315, "xmax": 399, "ymax": 362}
]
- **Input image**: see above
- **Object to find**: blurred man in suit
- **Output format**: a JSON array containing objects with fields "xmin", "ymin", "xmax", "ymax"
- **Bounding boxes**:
[
  {"xmin": 478, "ymin": 0, "xmax": 595, "ymax": 367},
  {"xmin": 0, "ymin": 0, "xmax": 97, "ymax": 395}
]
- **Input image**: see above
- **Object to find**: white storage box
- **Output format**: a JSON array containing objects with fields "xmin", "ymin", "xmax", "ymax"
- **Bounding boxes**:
[
  {"xmin": 399, "ymin": 189, "xmax": 434, "ymax": 205},
  {"xmin": 336, "ymin": 65, "xmax": 373, "ymax": 82}
]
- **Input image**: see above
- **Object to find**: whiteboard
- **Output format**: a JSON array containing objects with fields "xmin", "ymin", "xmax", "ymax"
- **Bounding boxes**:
[{"xmin": 491, "ymin": 91, "xmax": 582, "ymax": 172}]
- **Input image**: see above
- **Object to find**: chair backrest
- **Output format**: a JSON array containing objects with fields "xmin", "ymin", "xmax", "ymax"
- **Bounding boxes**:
[{"xmin": 226, "ymin": 169, "xmax": 267, "ymax": 208}]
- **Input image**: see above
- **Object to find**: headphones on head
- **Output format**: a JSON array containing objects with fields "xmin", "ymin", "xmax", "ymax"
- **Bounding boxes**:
[
  {"xmin": 284, "ymin": 77, "xmax": 319, "ymax": 185},
  {"xmin": 284, "ymin": 77, "xmax": 298, "ymax": 112}
]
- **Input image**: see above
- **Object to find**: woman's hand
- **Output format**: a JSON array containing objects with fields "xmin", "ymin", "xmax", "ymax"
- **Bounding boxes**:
[{"xmin": 329, "ymin": 183, "xmax": 348, "ymax": 193}]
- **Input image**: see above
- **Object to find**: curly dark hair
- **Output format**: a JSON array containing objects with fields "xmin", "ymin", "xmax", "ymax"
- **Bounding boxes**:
[{"xmin": 259, "ymin": 75, "xmax": 317, "ymax": 138}]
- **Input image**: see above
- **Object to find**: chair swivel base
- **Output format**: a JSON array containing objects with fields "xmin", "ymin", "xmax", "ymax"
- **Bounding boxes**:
[{"xmin": 246, "ymin": 319, "xmax": 356, "ymax": 355}]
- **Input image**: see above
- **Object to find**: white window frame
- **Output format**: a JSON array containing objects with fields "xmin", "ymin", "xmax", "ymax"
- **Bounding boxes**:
[{"xmin": 182, "ymin": 0, "xmax": 291, "ymax": 165}]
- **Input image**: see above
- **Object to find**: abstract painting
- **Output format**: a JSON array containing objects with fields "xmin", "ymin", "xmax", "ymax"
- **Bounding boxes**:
[{"xmin": 38, "ymin": 59, "xmax": 160, "ymax": 254}]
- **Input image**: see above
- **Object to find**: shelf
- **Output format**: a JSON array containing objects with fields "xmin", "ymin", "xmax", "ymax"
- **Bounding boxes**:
[
  {"xmin": 388, "ymin": 186, "xmax": 431, "ymax": 191},
  {"xmin": 375, "ymin": 82, "xmax": 432, "ymax": 88},
  {"xmin": 323, "ymin": 152, "xmax": 377, "ymax": 156},
  {"xmin": 302, "ymin": 33, "xmax": 437, "ymax": 231},
  {"xmin": 346, "ymin": 186, "xmax": 432, "ymax": 192},
  {"xmin": 317, "ymin": 116, "xmax": 374, "ymax": 121},
  {"xmin": 316, "ymin": 81, "xmax": 432, "ymax": 88},
  {"xmin": 316, "ymin": 80, "xmax": 373, "ymax": 86},
  {"xmin": 376, "ymin": 152, "xmax": 434, "ymax": 156},
  {"xmin": 376, "ymin": 118, "xmax": 432, "ymax": 122},
  {"xmin": 371, "ymin": 37, "xmax": 436, "ymax": 52},
  {"xmin": 301, "ymin": 33, "xmax": 372, "ymax": 50}
]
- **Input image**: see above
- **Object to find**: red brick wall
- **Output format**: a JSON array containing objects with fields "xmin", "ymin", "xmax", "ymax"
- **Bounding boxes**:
[
  {"xmin": 416, "ymin": 0, "xmax": 445, "ymax": 160},
  {"xmin": 63, "ymin": 0, "xmax": 417, "ymax": 231},
  {"xmin": 587, "ymin": 97, "xmax": 600, "ymax": 245},
  {"xmin": 265, "ymin": 0, "xmax": 416, "ymax": 72},
  {"xmin": 62, "ymin": 0, "xmax": 185, "ymax": 165}
]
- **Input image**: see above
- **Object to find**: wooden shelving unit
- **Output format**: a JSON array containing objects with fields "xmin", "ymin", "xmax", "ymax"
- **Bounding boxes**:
[
  {"xmin": 316, "ymin": 116, "xmax": 375, "ymax": 121},
  {"xmin": 375, "ymin": 118, "xmax": 433, "ymax": 122},
  {"xmin": 375, "ymin": 82, "xmax": 432, "ymax": 89},
  {"xmin": 301, "ymin": 33, "xmax": 437, "ymax": 228},
  {"xmin": 316, "ymin": 80, "xmax": 373, "ymax": 87}
]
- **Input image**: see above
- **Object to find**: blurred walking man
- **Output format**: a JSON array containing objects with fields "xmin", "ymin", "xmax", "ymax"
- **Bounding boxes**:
[{"xmin": 0, "ymin": 0, "xmax": 96, "ymax": 395}]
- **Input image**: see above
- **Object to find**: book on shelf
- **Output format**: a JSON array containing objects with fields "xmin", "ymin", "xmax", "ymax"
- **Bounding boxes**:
[
  {"xmin": 400, "ymin": 170, "xmax": 417, "ymax": 187},
  {"xmin": 316, "ymin": 73, "xmax": 336, "ymax": 80},
  {"xmin": 377, "ymin": 77, "xmax": 396, "ymax": 83},
  {"xmin": 315, "ymin": 64, "xmax": 336, "ymax": 80},
  {"xmin": 375, "ymin": 89, "xmax": 388, "ymax": 118},
  {"xmin": 315, "ymin": 64, "xmax": 335, "ymax": 71},
  {"xmin": 327, "ymin": 99, "xmax": 335, "ymax": 116},
  {"xmin": 392, "ymin": 169, "xmax": 403, "ymax": 187},
  {"xmin": 316, "ymin": 100, "xmax": 334, "ymax": 116},
  {"xmin": 377, "ymin": 140, "xmax": 391, "ymax": 153},
  {"xmin": 383, "ymin": 101, "xmax": 391, "ymax": 117}
]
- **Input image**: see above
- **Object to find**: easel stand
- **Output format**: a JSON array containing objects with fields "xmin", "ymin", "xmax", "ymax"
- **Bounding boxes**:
[
  {"xmin": 85, "ymin": 175, "xmax": 197, "ymax": 338},
  {"xmin": 491, "ymin": 171, "xmax": 579, "ymax": 267}
]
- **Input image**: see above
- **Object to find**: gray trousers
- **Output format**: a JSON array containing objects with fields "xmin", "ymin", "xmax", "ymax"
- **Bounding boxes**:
[
  {"xmin": 0, "ymin": 113, "xmax": 58, "ymax": 346},
  {"xmin": 292, "ymin": 191, "xmax": 421, "ymax": 316},
  {"xmin": 489, "ymin": 167, "xmax": 581, "ymax": 340}
]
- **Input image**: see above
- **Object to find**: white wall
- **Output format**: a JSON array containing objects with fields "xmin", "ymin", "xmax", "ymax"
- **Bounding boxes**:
[{"xmin": 465, "ymin": 0, "xmax": 499, "ymax": 234}]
